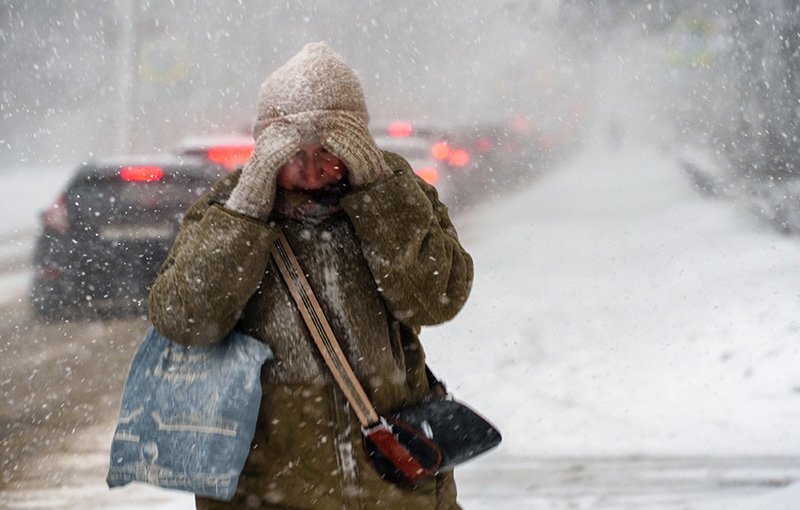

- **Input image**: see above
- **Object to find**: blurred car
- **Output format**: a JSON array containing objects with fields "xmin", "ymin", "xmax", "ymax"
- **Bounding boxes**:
[
  {"xmin": 30, "ymin": 155, "xmax": 223, "ymax": 320},
  {"xmin": 435, "ymin": 111, "xmax": 585, "ymax": 209},
  {"xmin": 371, "ymin": 121, "xmax": 452, "ymax": 203},
  {"xmin": 174, "ymin": 134, "xmax": 255, "ymax": 172}
]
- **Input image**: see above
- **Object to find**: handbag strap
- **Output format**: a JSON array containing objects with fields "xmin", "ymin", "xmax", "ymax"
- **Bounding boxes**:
[{"xmin": 270, "ymin": 230, "xmax": 380, "ymax": 428}]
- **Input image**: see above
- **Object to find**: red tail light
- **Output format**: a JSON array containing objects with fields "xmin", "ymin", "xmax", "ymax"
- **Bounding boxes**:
[
  {"xmin": 474, "ymin": 137, "xmax": 493, "ymax": 153},
  {"xmin": 121, "ymin": 166, "xmax": 163, "ymax": 182},
  {"xmin": 36, "ymin": 265, "xmax": 63, "ymax": 280},
  {"xmin": 509, "ymin": 115, "xmax": 534, "ymax": 136},
  {"xmin": 387, "ymin": 121, "xmax": 413, "ymax": 138},
  {"xmin": 42, "ymin": 193, "xmax": 69, "ymax": 234},
  {"xmin": 431, "ymin": 141, "xmax": 450, "ymax": 161},
  {"xmin": 415, "ymin": 166, "xmax": 440, "ymax": 185},
  {"xmin": 447, "ymin": 148, "xmax": 470, "ymax": 168},
  {"xmin": 537, "ymin": 133, "xmax": 557, "ymax": 149},
  {"xmin": 207, "ymin": 145, "xmax": 254, "ymax": 170}
]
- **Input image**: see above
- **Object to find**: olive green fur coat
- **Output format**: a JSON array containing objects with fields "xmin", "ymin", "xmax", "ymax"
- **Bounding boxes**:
[{"xmin": 148, "ymin": 152, "xmax": 473, "ymax": 510}]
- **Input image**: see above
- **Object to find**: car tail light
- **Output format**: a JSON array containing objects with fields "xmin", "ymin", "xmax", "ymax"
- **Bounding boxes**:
[
  {"xmin": 474, "ymin": 137, "xmax": 493, "ymax": 154},
  {"xmin": 387, "ymin": 121, "xmax": 413, "ymax": 138},
  {"xmin": 537, "ymin": 133, "xmax": 558, "ymax": 149},
  {"xmin": 36, "ymin": 265, "xmax": 63, "ymax": 280},
  {"xmin": 121, "ymin": 166, "xmax": 164, "ymax": 182},
  {"xmin": 431, "ymin": 141, "xmax": 450, "ymax": 161},
  {"xmin": 207, "ymin": 145, "xmax": 254, "ymax": 170},
  {"xmin": 415, "ymin": 166, "xmax": 440, "ymax": 185},
  {"xmin": 509, "ymin": 115, "xmax": 534, "ymax": 136},
  {"xmin": 41, "ymin": 193, "xmax": 69, "ymax": 234},
  {"xmin": 447, "ymin": 148, "xmax": 470, "ymax": 168}
]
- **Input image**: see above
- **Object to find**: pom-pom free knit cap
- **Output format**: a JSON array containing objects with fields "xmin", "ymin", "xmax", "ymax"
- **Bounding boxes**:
[
  {"xmin": 250, "ymin": 42, "xmax": 390, "ymax": 185},
  {"xmin": 253, "ymin": 42, "xmax": 369, "ymax": 139}
]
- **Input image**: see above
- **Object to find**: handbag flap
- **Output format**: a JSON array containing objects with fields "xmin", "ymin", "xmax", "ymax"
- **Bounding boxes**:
[{"xmin": 392, "ymin": 399, "xmax": 502, "ymax": 468}]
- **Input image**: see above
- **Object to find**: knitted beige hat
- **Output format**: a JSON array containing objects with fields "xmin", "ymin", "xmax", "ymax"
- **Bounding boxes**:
[
  {"xmin": 251, "ymin": 42, "xmax": 390, "ymax": 186},
  {"xmin": 253, "ymin": 42, "xmax": 368, "ymax": 138}
]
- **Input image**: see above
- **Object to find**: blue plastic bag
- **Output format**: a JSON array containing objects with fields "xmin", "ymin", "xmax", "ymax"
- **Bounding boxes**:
[{"xmin": 107, "ymin": 325, "xmax": 272, "ymax": 500}]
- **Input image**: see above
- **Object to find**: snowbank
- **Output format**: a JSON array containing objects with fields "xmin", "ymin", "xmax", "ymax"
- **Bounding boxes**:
[
  {"xmin": 743, "ymin": 482, "xmax": 800, "ymax": 509},
  {"xmin": 0, "ymin": 166, "xmax": 72, "ymax": 238},
  {"xmin": 714, "ymin": 482, "xmax": 800, "ymax": 510},
  {"xmin": 424, "ymin": 141, "xmax": 800, "ymax": 457}
]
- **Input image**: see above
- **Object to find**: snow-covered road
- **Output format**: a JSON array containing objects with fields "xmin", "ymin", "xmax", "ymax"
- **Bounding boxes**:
[{"xmin": 4, "ymin": 420, "xmax": 799, "ymax": 510}]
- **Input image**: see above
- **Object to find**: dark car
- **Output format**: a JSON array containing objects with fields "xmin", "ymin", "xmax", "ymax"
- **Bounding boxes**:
[{"xmin": 30, "ymin": 155, "xmax": 223, "ymax": 320}]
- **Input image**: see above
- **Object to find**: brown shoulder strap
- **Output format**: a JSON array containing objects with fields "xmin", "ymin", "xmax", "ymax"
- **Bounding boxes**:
[{"xmin": 270, "ymin": 230, "xmax": 380, "ymax": 427}]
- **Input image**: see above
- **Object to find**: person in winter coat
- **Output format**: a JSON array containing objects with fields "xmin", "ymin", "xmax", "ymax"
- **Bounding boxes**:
[{"xmin": 148, "ymin": 42, "xmax": 473, "ymax": 510}]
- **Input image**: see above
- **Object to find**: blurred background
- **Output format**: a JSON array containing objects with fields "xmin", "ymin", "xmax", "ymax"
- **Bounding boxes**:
[
  {"xmin": 3, "ymin": 1, "xmax": 800, "ymax": 509},
  {"xmin": 4, "ymin": 1, "xmax": 800, "ymax": 224},
  {"xmin": 2, "ymin": 0, "xmax": 579, "ymax": 162}
]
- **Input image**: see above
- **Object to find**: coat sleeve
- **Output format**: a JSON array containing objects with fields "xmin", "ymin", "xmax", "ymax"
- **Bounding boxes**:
[
  {"xmin": 340, "ymin": 151, "xmax": 474, "ymax": 327},
  {"xmin": 147, "ymin": 172, "xmax": 278, "ymax": 346}
]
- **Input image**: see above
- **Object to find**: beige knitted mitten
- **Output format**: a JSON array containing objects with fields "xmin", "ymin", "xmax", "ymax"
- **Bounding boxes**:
[
  {"xmin": 320, "ymin": 113, "xmax": 392, "ymax": 189},
  {"xmin": 226, "ymin": 123, "xmax": 301, "ymax": 220}
]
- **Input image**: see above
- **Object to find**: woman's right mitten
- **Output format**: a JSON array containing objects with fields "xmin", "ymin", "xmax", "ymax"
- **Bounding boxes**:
[{"xmin": 226, "ymin": 123, "xmax": 301, "ymax": 220}]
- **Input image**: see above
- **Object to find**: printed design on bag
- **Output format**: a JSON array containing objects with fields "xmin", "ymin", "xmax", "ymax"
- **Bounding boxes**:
[
  {"xmin": 152, "ymin": 348, "xmax": 211, "ymax": 383},
  {"xmin": 151, "ymin": 411, "xmax": 239, "ymax": 437},
  {"xmin": 109, "ymin": 460, "xmax": 235, "ymax": 488},
  {"xmin": 113, "ymin": 430, "xmax": 141, "ymax": 443},
  {"xmin": 118, "ymin": 406, "xmax": 145, "ymax": 424}
]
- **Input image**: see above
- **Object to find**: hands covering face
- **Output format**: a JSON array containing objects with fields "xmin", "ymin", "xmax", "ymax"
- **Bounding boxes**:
[
  {"xmin": 226, "ymin": 114, "xmax": 392, "ymax": 220},
  {"xmin": 225, "ymin": 122, "xmax": 301, "ymax": 219},
  {"xmin": 276, "ymin": 145, "xmax": 347, "ymax": 192}
]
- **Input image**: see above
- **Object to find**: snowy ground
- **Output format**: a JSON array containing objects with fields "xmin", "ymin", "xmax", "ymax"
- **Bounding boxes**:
[
  {"xmin": 424, "ymin": 140, "xmax": 800, "ymax": 507},
  {"xmin": 0, "ymin": 165, "xmax": 73, "ymax": 238},
  {"xmin": 0, "ymin": 165, "xmax": 73, "ymax": 305},
  {"xmin": 426, "ymin": 140, "xmax": 800, "ymax": 459},
  {"xmin": 2, "ymin": 140, "xmax": 800, "ymax": 508},
  {"xmin": 439, "ymin": 138, "xmax": 800, "ymax": 507}
]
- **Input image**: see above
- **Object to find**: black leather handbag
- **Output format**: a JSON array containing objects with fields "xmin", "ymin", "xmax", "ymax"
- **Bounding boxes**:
[
  {"xmin": 363, "ymin": 391, "xmax": 502, "ymax": 483},
  {"xmin": 271, "ymin": 232, "xmax": 501, "ymax": 484}
]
